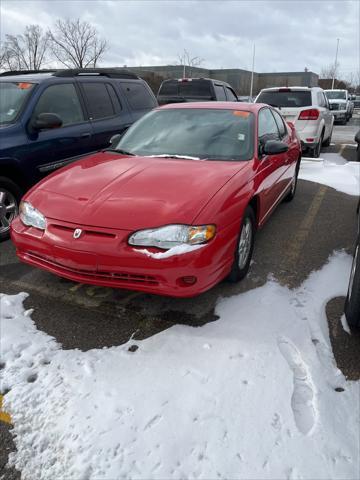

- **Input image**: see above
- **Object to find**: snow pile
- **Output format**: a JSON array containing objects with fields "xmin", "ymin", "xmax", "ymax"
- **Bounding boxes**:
[
  {"xmin": 1, "ymin": 252, "xmax": 359, "ymax": 480},
  {"xmin": 299, "ymin": 153, "xmax": 360, "ymax": 196}
]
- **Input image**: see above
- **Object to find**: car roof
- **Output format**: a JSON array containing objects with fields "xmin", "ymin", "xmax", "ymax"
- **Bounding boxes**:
[
  {"xmin": 161, "ymin": 77, "xmax": 233, "ymax": 87},
  {"xmin": 158, "ymin": 101, "xmax": 263, "ymax": 113},
  {"xmin": 259, "ymin": 86, "xmax": 317, "ymax": 92},
  {"xmin": 0, "ymin": 73, "xmax": 53, "ymax": 83}
]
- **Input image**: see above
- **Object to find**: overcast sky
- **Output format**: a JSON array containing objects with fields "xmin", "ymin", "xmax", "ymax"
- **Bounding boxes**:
[{"xmin": 1, "ymin": 0, "xmax": 358, "ymax": 79}]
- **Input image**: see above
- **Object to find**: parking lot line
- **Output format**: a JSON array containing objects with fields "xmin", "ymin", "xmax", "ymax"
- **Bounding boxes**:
[
  {"xmin": 0, "ymin": 395, "xmax": 12, "ymax": 424},
  {"xmin": 282, "ymin": 185, "xmax": 328, "ymax": 272}
]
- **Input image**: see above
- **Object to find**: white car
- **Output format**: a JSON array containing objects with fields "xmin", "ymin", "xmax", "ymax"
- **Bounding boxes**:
[
  {"xmin": 325, "ymin": 89, "xmax": 351, "ymax": 124},
  {"xmin": 255, "ymin": 87, "xmax": 334, "ymax": 158}
]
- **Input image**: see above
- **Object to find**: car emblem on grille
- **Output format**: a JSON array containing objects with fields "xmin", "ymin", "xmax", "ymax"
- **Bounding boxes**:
[{"xmin": 73, "ymin": 228, "xmax": 82, "ymax": 239}]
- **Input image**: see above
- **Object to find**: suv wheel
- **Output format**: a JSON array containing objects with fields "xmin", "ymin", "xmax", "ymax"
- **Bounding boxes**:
[
  {"xmin": 345, "ymin": 241, "xmax": 360, "ymax": 328},
  {"xmin": 311, "ymin": 133, "xmax": 323, "ymax": 158},
  {"xmin": 0, "ymin": 177, "xmax": 22, "ymax": 241}
]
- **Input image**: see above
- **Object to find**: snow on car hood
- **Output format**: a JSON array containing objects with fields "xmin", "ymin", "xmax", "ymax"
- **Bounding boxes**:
[{"xmin": 27, "ymin": 152, "xmax": 247, "ymax": 230}]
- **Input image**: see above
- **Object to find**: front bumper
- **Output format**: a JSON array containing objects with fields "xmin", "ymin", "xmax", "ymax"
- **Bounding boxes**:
[
  {"xmin": 10, "ymin": 217, "xmax": 236, "ymax": 297},
  {"xmin": 332, "ymin": 111, "xmax": 347, "ymax": 120}
]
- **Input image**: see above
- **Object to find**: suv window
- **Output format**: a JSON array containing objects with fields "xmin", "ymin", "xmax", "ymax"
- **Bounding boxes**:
[
  {"xmin": 271, "ymin": 109, "xmax": 287, "ymax": 138},
  {"xmin": 33, "ymin": 83, "xmax": 84, "ymax": 126},
  {"xmin": 225, "ymin": 87, "xmax": 238, "ymax": 101},
  {"xmin": 257, "ymin": 90, "xmax": 312, "ymax": 108},
  {"xmin": 317, "ymin": 92, "xmax": 325, "ymax": 107},
  {"xmin": 178, "ymin": 81, "xmax": 212, "ymax": 97},
  {"xmin": 82, "ymin": 83, "xmax": 117, "ymax": 120},
  {"xmin": 123, "ymin": 82, "xmax": 156, "ymax": 110},
  {"xmin": 0, "ymin": 81, "xmax": 36, "ymax": 125},
  {"xmin": 258, "ymin": 108, "xmax": 279, "ymax": 140},
  {"xmin": 214, "ymin": 84, "xmax": 226, "ymax": 101}
]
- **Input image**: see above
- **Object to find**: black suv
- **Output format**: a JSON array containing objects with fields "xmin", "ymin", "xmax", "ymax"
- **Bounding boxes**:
[
  {"xmin": 157, "ymin": 78, "xmax": 238, "ymax": 105},
  {"xmin": 0, "ymin": 68, "xmax": 157, "ymax": 240}
]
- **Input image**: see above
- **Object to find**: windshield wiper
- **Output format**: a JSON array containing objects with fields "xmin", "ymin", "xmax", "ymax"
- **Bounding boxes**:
[
  {"xmin": 144, "ymin": 154, "xmax": 203, "ymax": 161},
  {"xmin": 105, "ymin": 148, "xmax": 135, "ymax": 156}
]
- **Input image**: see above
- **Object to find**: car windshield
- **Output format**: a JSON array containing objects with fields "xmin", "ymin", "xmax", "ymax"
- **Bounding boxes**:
[
  {"xmin": 256, "ymin": 90, "xmax": 312, "ymax": 108},
  {"xmin": 115, "ymin": 108, "xmax": 255, "ymax": 161},
  {"xmin": 0, "ymin": 81, "xmax": 36, "ymax": 124},
  {"xmin": 325, "ymin": 91, "xmax": 346, "ymax": 100}
]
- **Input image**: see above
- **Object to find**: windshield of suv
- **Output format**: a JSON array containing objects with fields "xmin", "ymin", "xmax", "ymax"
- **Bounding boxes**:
[
  {"xmin": 0, "ymin": 82, "xmax": 36, "ymax": 124},
  {"xmin": 325, "ymin": 91, "xmax": 346, "ymax": 100},
  {"xmin": 256, "ymin": 90, "xmax": 312, "ymax": 108},
  {"xmin": 115, "ymin": 108, "xmax": 255, "ymax": 161}
]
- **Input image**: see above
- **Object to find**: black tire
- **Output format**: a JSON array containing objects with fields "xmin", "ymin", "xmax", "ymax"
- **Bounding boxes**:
[
  {"xmin": 283, "ymin": 160, "xmax": 300, "ymax": 202},
  {"xmin": 322, "ymin": 128, "xmax": 332, "ymax": 147},
  {"xmin": 0, "ymin": 177, "xmax": 22, "ymax": 242},
  {"xmin": 345, "ymin": 241, "xmax": 360, "ymax": 328},
  {"xmin": 227, "ymin": 206, "xmax": 256, "ymax": 283},
  {"xmin": 311, "ymin": 133, "xmax": 323, "ymax": 158}
]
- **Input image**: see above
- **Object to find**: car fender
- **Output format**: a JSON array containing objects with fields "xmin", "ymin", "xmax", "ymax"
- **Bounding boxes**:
[{"xmin": 0, "ymin": 157, "xmax": 28, "ymax": 191}]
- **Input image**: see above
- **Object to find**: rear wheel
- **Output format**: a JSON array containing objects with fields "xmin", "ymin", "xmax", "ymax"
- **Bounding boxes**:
[
  {"xmin": 322, "ymin": 128, "xmax": 332, "ymax": 147},
  {"xmin": 345, "ymin": 242, "xmax": 360, "ymax": 328},
  {"xmin": 0, "ymin": 177, "xmax": 22, "ymax": 242},
  {"xmin": 227, "ymin": 206, "xmax": 255, "ymax": 283},
  {"xmin": 311, "ymin": 133, "xmax": 323, "ymax": 158}
]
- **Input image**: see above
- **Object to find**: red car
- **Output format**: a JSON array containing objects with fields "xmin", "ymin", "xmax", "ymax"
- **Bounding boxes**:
[{"xmin": 11, "ymin": 102, "xmax": 301, "ymax": 297}]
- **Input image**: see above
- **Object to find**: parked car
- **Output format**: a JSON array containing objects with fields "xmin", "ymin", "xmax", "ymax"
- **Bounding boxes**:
[
  {"xmin": 157, "ymin": 78, "xmax": 238, "ymax": 105},
  {"xmin": 353, "ymin": 96, "xmax": 360, "ymax": 109},
  {"xmin": 345, "ymin": 198, "xmax": 360, "ymax": 328},
  {"xmin": 0, "ymin": 68, "xmax": 157, "ymax": 240},
  {"xmin": 255, "ymin": 86, "xmax": 334, "ymax": 158},
  {"xmin": 325, "ymin": 89, "xmax": 351, "ymax": 124},
  {"xmin": 11, "ymin": 102, "xmax": 301, "ymax": 297}
]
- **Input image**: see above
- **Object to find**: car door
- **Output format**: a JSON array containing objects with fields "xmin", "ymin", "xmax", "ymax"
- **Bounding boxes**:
[
  {"xmin": 80, "ymin": 81, "xmax": 133, "ymax": 151},
  {"xmin": 25, "ymin": 82, "xmax": 94, "ymax": 179},
  {"xmin": 256, "ymin": 107, "xmax": 288, "ymax": 221}
]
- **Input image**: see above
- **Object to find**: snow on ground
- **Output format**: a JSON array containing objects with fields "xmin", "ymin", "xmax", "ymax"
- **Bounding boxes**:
[
  {"xmin": 299, "ymin": 153, "xmax": 360, "ymax": 196},
  {"xmin": 1, "ymin": 251, "xmax": 359, "ymax": 480},
  {"xmin": 1, "ymin": 152, "xmax": 360, "ymax": 479}
]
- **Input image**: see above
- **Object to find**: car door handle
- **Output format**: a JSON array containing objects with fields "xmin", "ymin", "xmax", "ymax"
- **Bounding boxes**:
[{"xmin": 81, "ymin": 132, "xmax": 91, "ymax": 138}]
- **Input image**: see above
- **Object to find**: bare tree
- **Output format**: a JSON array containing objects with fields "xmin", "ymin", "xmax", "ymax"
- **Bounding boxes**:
[
  {"xmin": 0, "ymin": 25, "xmax": 49, "ymax": 71},
  {"xmin": 48, "ymin": 19, "xmax": 107, "ymax": 68},
  {"xmin": 320, "ymin": 63, "xmax": 339, "ymax": 80},
  {"xmin": 177, "ymin": 49, "xmax": 204, "ymax": 77}
]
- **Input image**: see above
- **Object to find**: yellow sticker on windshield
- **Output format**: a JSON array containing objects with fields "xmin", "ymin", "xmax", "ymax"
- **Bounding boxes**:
[
  {"xmin": 233, "ymin": 111, "xmax": 250, "ymax": 117},
  {"xmin": 17, "ymin": 82, "xmax": 32, "ymax": 90}
]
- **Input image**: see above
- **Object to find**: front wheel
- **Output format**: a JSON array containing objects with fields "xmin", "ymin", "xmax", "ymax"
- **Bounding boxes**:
[
  {"xmin": 344, "ymin": 242, "xmax": 360, "ymax": 328},
  {"xmin": 0, "ymin": 177, "xmax": 22, "ymax": 242},
  {"xmin": 227, "ymin": 206, "xmax": 255, "ymax": 283}
]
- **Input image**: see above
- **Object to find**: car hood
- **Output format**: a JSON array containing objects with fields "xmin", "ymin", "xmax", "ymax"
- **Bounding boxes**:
[{"xmin": 28, "ymin": 152, "xmax": 247, "ymax": 230}]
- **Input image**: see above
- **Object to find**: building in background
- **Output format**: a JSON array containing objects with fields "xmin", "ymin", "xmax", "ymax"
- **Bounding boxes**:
[{"xmin": 128, "ymin": 65, "xmax": 319, "ymax": 96}]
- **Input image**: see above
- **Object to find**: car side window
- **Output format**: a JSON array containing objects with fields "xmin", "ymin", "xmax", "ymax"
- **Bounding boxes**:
[
  {"xmin": 317, "ymin": 92, "xmax": 325, "ymax": 107},
  {"xmin": 225, "ymin": 87, "xmax": 238, "ymax": 101},
  {"xmin": 271, "ymin": 109, "xmax": 287, "ymax": 139},
  {"xmin": 122, "ymin": 82, "xmax": 157, "ymax": 110},
  {"xmin": 33, "ymin": 83, "xmax": 84, "ymax": 127},
  {"xmin": 258, "ymin": 108, "xmax": 279, "ymax": 141},
  {"xmin": 82, "ymin": 83, "xmax": 117, "ymax": 120},
  {"xmin": 214, "ymin": 84, "xmax": 227, "ymax": 101}
]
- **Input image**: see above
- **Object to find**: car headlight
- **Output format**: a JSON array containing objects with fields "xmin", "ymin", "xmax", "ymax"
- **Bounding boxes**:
[
  {"xmin": 19, "ymin": 201, "xmax": 47, "ymax": 230},
  {"xmin": 128, "ymin": 224, "xmax": 216, "ymax": 249}
]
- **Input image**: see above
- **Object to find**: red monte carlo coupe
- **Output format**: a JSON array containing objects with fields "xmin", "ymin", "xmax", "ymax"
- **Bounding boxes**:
[{"xmin": 11, "ymin": 102, "xmax": 301, "ymax": 297}]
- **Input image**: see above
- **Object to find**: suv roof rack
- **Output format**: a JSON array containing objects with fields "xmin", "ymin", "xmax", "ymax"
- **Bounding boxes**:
[
  {"xmin": 53, "ymin": 68, "xmax": 139, "ymax": 79},
  {"xmin": 0, "ymin": 69, "xmax": 58, "ymax": 76}
]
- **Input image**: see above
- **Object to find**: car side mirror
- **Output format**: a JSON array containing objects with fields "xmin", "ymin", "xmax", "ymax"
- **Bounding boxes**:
[
  {"xmin": 355, "ymin": 131, "xmax": 360, "ymax": 144},
  {"xmin": 263, "ymin": 140, "xmax": 289, "ymax": 155},
  {"xmin": 109, "ymin": 134, "xmax": 122, "ymax": 147},
  {"xmin": 32, "ymin": 113, "xmax": 62, "ymax": 131}
]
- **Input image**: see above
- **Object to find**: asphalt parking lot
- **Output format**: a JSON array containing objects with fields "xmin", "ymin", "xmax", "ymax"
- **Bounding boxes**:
[{"xmin": 1, "ymin": 115, "xmax": 359, "ymax": 479}]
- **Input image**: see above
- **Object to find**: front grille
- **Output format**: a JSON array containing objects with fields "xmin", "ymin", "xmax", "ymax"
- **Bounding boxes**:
[
  {"xmin": 50, "ymin": 224, "xmax": 116, "ymax": 239},
  {"xmin": 25, "ymin": 251, "xmax": 159, "ymax": 286}
]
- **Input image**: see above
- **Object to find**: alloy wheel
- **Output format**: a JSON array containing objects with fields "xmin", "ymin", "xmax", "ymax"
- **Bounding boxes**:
[
  {"xmin": 238, "ymin": 217, "xmax": 253, "ymax": 269},
  {"xmin": 0, "ymin": 188, "xmax": 18, "ymax": 235}
]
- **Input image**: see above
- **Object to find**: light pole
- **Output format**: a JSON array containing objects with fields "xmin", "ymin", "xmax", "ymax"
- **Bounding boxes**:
[
  {"xmin": 331, "ymin": 38, "xmax": 340, "ymax": 90},
  {"xmin": 249, "ymin": 44, "xmax": 256, "ymax": 99}
]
